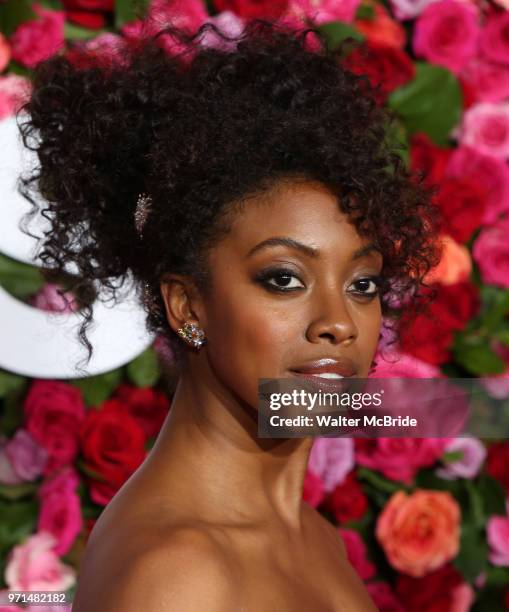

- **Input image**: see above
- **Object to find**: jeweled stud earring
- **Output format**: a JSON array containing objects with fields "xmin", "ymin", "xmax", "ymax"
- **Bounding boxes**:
[{"xmin": 177, "ymin": 322, "xmax": 206, "ymax": 349}]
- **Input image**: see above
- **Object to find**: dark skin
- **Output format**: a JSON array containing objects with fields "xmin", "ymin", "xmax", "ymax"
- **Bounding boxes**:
[{"xmin": 72, "ymin": 178, "xmax": 382, "ymax": 611}]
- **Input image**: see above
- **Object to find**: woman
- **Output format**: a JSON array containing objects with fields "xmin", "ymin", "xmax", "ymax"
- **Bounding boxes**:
[{"xmin": 19, "ymin": 18, "xmax": 440, "ymax": 611}]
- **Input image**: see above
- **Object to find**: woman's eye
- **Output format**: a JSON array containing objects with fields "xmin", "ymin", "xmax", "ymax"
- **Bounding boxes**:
[
  {"xmin": 256, "ymin": 269, "xmax": 305, "ymax": 291},
  {"xmin": 349, "ymin": 277, "xmax": 382, "ymax": 297}
]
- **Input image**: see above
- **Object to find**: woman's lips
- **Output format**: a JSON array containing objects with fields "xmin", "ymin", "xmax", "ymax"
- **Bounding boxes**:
[
  {"xmin": 288, "ymin": 370, "xmax": 355, "ymax": 393},
  {"xmin": 290, "ymin": 358, "xmax": 357, "ymax": 378}
]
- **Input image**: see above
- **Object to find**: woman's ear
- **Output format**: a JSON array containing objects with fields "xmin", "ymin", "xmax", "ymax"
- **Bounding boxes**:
[{"xmin": 159, "ymin": 274, "xmax": 206, "ymax": 336}]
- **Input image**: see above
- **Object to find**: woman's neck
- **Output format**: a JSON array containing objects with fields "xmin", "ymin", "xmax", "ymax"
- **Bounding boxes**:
[{"xmin": 144, "ymin": 367, "xmax": 314, "ymax": 533}]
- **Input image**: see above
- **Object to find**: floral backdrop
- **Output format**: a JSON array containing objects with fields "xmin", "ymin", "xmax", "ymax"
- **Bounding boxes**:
[{"xmin": 1, "ymin": 0, "xmax": 509, "ymax": 610}]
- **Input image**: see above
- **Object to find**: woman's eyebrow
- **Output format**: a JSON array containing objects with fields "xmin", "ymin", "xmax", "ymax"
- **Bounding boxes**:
[{"xmin": 245, "ymin": 236, "xmax": 380, "ymax": 260}]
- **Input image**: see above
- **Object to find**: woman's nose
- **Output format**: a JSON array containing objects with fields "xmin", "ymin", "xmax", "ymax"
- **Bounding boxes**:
[{"xmin": 305, "ymin": 290, "xmax": 358, "ymax": 346}]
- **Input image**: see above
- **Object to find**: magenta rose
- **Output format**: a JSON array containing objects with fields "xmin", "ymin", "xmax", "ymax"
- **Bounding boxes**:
[
  {"xmin": 480, "ymin": 12, "xmax": 509, "ymax": 66},
  {"xmin": 370, "ymin": 350, "xmax": 442, "ymax": 378},
  {"xmin": 435, "ymin": 436, "xmax": 486, "ymax": 479},
  {"xmin": 355, "ymin": 438, "xmax": 448, "ymax": 484},
  {"xmin": 472, "ymin": 216, "xmax": 509, "ymax": 288},
  {"xmin": 10, "ymin": 4, "xmax": 65, "ymax": 69},
  {"xmin": 458, "ymin": 102, "xmax": 509, "ymax": 160},
  {"xmin": 460, "ymin": 58, "xmax": 509, "ymax": 105},
  {"xmin": 413, "ymin": 0, "xmax": 480, "ymax": 75},
  {"xmin": 286, "ymin": 0, "xmax": 361, "ymax": 24},
  {"xmin": 389, "ymin": 0, "xmax": 435, "ymax": 21},
  {"xmin": 302, "ymin": 470, "xmax": 326, "ymax": 508},
  {"xmin": 37, "ymin": 468, "xmax": 82, "ymax": 556},
  {"xmin": 487, "ymin": 515, "xmax": 509, "ymax": 566},
  {"xmin": 366, "ymin": 581, "xmax": 405, "ymax": 612},
  {"xmin": 24, "ymin": 380, "xmax": 86, "ymax": 475},
  {"xmin": 338, "ymin": 528, "xmax": 376, "ymax": 580},
  {"xmin": 446, "ymin": 145, "xmax": 509, "ymax": 224},
  {"xmin": 29, "ymin": 283, "xmax": 79, "ymax": 313}
]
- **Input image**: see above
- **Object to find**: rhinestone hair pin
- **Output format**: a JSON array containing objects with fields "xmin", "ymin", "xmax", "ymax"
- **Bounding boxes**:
[{"xmin": 134, "ymin": 192, "xmax": 153, "ymax": 239}]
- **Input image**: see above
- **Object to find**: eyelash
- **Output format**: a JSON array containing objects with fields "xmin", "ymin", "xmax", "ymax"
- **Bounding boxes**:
[{"xmin": 254, "ymin": 266, "xmax": 385, "ymax": 298}]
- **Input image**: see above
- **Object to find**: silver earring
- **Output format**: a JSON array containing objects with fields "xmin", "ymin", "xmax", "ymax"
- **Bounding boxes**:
[{"xmin": 177, "ymin": 322, "xmax": 206, "ymax": 349}]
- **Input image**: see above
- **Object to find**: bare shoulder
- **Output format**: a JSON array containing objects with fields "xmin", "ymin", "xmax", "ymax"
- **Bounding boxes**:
[
  {"xmin": 303, "ymin": 501, "xmax": 347, "ymax": 558},
  {"xmin": 72, "ymin": 526, "xmax": 241, "ymax": 612}
]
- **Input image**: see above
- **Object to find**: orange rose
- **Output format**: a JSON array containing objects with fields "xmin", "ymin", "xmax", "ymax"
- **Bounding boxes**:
[
  {"xmin": 355, "ymin": 1, "xmax": 406, "ymax": 50},
  {"xmin": 424, "ymin": 234, "xmax": 472, "ymax": 285},
  {"xmin": 376, "ymin": 489, "xmax": 461, "ymax": 577}
]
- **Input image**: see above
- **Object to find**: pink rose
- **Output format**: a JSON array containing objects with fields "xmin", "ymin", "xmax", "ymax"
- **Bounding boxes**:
[
  {"xmin": 487, "ymin": 515, "xmax": 509, "ymax": 566},
  {"xmin": 370, "ymin": 350, "xmax": 443, "ymax": 378},
  {"xmin": 122, "ymin": 0, "xmax": 207, "ymax": 56},
  {"xmin": 10, "ymin": 4, "xmax": 65, "ymax": 69},
  {"xmin": 472, "ymin": 216, "xmax": 509, "ymax": 288},
  {"xmin": 460, "ymin": 58, "xmax": 509, "ymax": 105},
  {"xmin": 286, "ymin": 0, "xmax": 361, "ymax": 24},
  {"xmin": 302, "ymin": 469, "xmax": 326, "ymax": 508},
  {"xmin": 24, "ymin": 380, "xmax": 86, "ymax": 475},
  {"xmin": 458, "ymin": 102, "xmax": 509, "ymax": 160},
  {"xmin": 338, "ymin": 528, "xmax": 376, "ymax": 580},
  {"xmin": 307, "ymin": 437, "xmax": 354, "ymax": 493},
  {"xmin": 199, "ymin": 11, "xmax": 245, "ymax": 51},
  {"xmin": 389, "ymin": 0, "xmax": 434, "ymax": 21},
  {"xmin": 435, "ymin": 436, "xmax": 486, "ymax": 479},
  {"xmin": 4, "ymin": 531, "xmax": 76, "ymax": 592},
  {"xmin": 66, "ymin": 33, "xmax": 128, "ymax": 70},
  {"xmin": 0, "ymin": 429, "xmax": 48, "ymax": 484},
  {"xmin": 366, "ymin": 581, "xmax": 405, "ymax": 612},
  {"xmin": 413, "ymin": 0, "xmax": 480, "ymax": 75},
  {"xmin": 29, "ymin": 283, "xmax": 79, "ymax": 313},
  {"xmin": 446, "ymin": 145, "xmax": 509, "ymax": 224},
  {"xmin": 376, "ymin": 489, "xmax": 461, "ymax": 577},
  {"xmin": 480, "ymin": 12, "xmax": 509, "ymax": 66},
  {"xmin": 0, "ymin": 33, "xmax": 10, "ymax": 72},
  {"xmin": 0, "ymin": 75, "xmax": 32, "ymax": 120},
  {"xmin": 37, "ymin": 468, "xmax": 82, "ymax": 556},
  {"xmin": 355, "ymin": 438, "xmax": 447, "ymax": 484}
]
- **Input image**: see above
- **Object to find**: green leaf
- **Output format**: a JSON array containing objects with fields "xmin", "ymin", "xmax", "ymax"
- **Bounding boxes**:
[
  {"xmin": 0, "ymin": 369, "xmax": 26, "ymax": 398},
  {"xmin": 316, "ymin": 21, "xmax": 364, "ymax": 50},
  {"xmin": 442, "ymin": 449, "xmax": 464, "ymax": 463},
  {"xmin": 453, "ymin": 524, "xmax": 488, "ymax": 583},
  {"xmin": 0, "ymin": 499, "xmax": 38, "ymax": 553},
  {"xmin": 0, "ymin": 482, "xmax": 38, "ymax": 502},
  {"xmin": 356, "ymin": 466, "xmax": 409, "ymax": 494},
  {"xmin": 471, "ymin": 586, "xmax": 507, "ymax": 612},
  {"xmin": 0, "ymin": 253, "xmax": 45, "ymax": 300},
  {"xmin": 114, "ymin": 0, "xmax": 150, "ymax": 28},
  {"xmin": 0, "ymin": 0, "xmax": 35, "ymax": 37},
  {"xmin": 64, "ymin": 22, "xmax": 104, "ymax": 40},
  {"xmin": 355, "ymin": 3, "xmax": 375, "ymax": 20},
  {"xmin": 464, "ymin": 479, "xmax": 484, "ymax": 529},
  {"xmin": 126, "ymin": 347, "xmax": 160, "ymax": 388},
  {"xmin": 494, "ymin": 327, "xmax": 509, "ymax": 347},
  {"xmin": 479, "ymin": 287, "xmax": 509, "ymax": 333},
  {"xmin": 485, "ymin": 566, "xmax": 509, "ymax": 587},
  {"xmin": 452, "ymin": 334, "xmax": 506, "ymax": 376},
  {"xmin": 388, "ymin": 62, "xmax": 462, "ymax": 146},
  {"xmin": 476, "ymin": 474, "xmax": 506, "ymax": 516},
  {"xmin": 38, "ymin": 0, "xmax": 63, "ymax": 9},
  {"xmin": 69, "ymin": 368, "xmax": 123, "ymax": 407}
]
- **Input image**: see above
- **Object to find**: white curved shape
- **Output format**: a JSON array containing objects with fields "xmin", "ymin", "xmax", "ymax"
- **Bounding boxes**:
[{"xmin": 0, "ymin": 115, "xmax": 155, "ymax": 378}]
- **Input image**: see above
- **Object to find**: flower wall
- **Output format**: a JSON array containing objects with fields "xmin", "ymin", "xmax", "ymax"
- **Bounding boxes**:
[{"xmin": 1, "ymin": 0, "xmax": 509, "ymax": 609}]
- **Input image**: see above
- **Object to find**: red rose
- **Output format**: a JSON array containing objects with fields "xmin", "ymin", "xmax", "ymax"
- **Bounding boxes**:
[
  {"xmin": 303, "ymin": 470, "xmax": 326, "ymax": 508},
  {"xmin": 434, "ymin": 176, "xmax": 486, "ymax": 243},
  {"xmin": 111, "ymin": 383, "xmax": 170, "ymax": 439},
  {"xmin": 24, "ymin": 380, "xmax": 86, "ymax": 475},
  {"xmin": 399, "ymin": 281, "xmax": 480, "ymax": 365},
  {"xmin": 213, "ymin": 0, "xmax": 288, "ymax": 19},
  {"xmin": 486, "ymin": 441, "xmax": 509, "ymax": 494},
  {"xmin": 410, "ymin": 133, "xmax": 452, "ymax": 187},
  {"xmin": 80, "ymin": 406, "xmax": 146, "ymax": 505},
  {"xmin": 396, "ymin": 564, "xmax": 473, "ymax": 612},
  {"xmin": 343, "ymin": 42, "xmax": 415, "ymax": 104},
  {"xmin": 62, "ymin": 0, "xmax": 113, "ymax": 29},
  {"xmin": 324, "ymin": 471, "xmax": 368, "ymax": 523}
]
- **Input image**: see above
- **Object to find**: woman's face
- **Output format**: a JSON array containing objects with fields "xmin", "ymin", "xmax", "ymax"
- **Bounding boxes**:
[{"xmin": 195, "ymin": 179, "xmax": 383, "ymax": 408}]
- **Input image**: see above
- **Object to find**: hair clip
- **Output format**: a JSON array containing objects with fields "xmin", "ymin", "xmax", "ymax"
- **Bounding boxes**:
[{"xmin": 134, "ymin": 192, "xmax": 153, "ymax": 238}]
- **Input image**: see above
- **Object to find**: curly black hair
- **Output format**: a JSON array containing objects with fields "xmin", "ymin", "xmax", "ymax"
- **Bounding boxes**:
[{"xmin": 17, "ymin": 18, "xmax": 442, "ymax": 374}]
